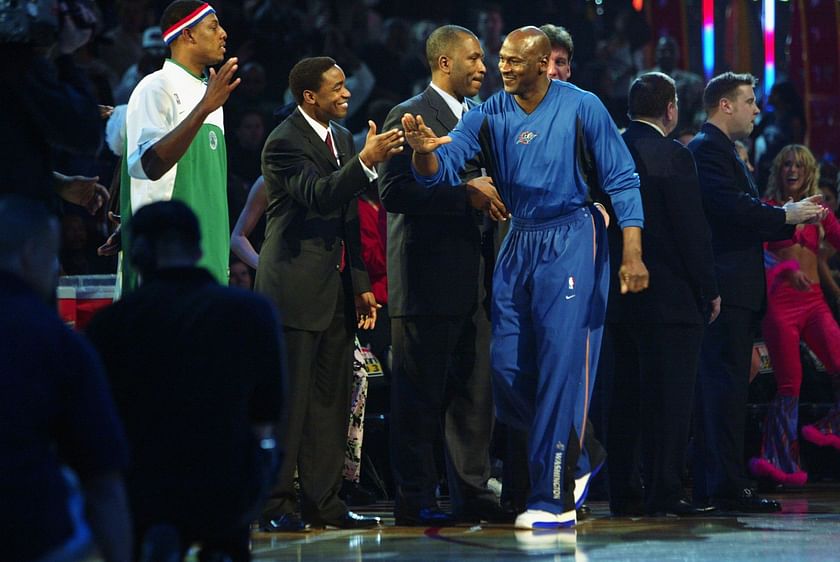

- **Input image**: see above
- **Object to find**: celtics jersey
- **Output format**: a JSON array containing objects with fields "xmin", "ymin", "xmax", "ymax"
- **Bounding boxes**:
[{"xmin": 121, "ymin": 59, "xmax": 229, "ymax": 291}]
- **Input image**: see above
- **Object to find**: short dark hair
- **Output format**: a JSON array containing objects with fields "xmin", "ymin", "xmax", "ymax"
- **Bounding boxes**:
[
  {"xmin": 160, "ymin": 0, "xmax": 206, "ymax": 38},
  {"xmin": 128, "ymin": 200, "xmax": 200, "ymax": 272},
  {"xmin": 539, "ymin": 24, "xmax": 574, "ymax": 60},
  {"xmin": 288, "ymin": 57, "xmax": 338, "ymax": 106},
  {"xmin": 0, "ymin": 195, "xmax": 56, "ymax": 264},
  {"xmin": 703, "ymin": 72, "xmax": 757, "ymax": 111},
  {"xmin": 628, "ymin": 72, "xmax": 676, "ymax": 120},
  {"xmin": 425, "ymin": 25, "xmax": 476, "ymax": 71}
]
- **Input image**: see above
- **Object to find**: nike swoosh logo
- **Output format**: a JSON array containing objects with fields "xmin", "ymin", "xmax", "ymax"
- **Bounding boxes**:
[{"xmin": 565, "ymin": 295, "xmax": 576, "ymax": 300}]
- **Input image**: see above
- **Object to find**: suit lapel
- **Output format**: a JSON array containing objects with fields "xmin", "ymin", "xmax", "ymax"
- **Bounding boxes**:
[
  {"xmin": 289, "ymin": 109, "xmax": 339, "ymax": 171},
  {"xmin": 423, "ymin": 86, "xmax": 459, "ymax": 132}
]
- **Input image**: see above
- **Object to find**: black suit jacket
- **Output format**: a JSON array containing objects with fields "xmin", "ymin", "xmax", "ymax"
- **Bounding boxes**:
[
  {"xmin": 608, "ymin": 121, "xmax": 718, "ymax": 324},
  {"xmin": 256, "ymin": 108, "xmax": 371, "ymax": 331},
  {"xmin": 687, "ymin": 122, "xmax": 792, "ymax": 312},
  {"xmin": 378, "ymin": 86, "xmax": 487, "ymax": 317}
]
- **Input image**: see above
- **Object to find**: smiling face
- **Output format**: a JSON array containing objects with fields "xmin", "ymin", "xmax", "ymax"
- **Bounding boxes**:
[
  {"xmin": 769, "ymin": 145, "xmax": 819, "ymax": 203},
  {"xmin": 307, "ymin": 65, "xmax": 351, "ymax": 124},
  {"xmin": 547, "ymin": 46, "xmax": 571, "ymax": 81},
  {"xmin": 498, "ymin": 32, "xmax": 548, "ymax": 97},
  {"xmin": 186, "ymin": 13, "xmax": 227, "ymax": 65},
  {"xmin": 449, "ymin": 34, "xmax": 486, "ymax": 99},
  {"xmin": 779, "ymin": 153, "xmax": 805, "ymax": 199}
]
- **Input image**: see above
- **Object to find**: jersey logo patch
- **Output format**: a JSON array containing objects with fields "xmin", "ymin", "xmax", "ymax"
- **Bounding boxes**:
[
  {"xmin": 516, "ymin": 131, "xmax": 538, "ymax": 145},
  {"xmin": 209, "ymin": 130, "xmax": 218, "ymax": 150}
]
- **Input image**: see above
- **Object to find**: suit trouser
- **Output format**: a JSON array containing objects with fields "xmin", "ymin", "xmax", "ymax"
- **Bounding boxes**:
[
  {"xmin": 693, "ymin": 305, "xmax": 756, "ymax": 502},
  {"xmin": 491, "ymin": 208, "xmax": 608, "ymax": 514},
  {"xmin": 263, "ymin": 286, "xmax": 353, "ymax": 523},
  {"xmin": 389, "ymin": 305, "xmax": 496, "ymax": 515},
  {"xmin": 607, "ymin": 321, "xmax": 703, "ymax": 511}
]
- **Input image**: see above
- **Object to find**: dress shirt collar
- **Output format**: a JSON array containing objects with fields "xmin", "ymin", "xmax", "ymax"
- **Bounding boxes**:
[
  {"xmin": 632, "ymin": 119, "xmax": 667, "ymax": 137},
  {"xmin": 297, "ymin": 107, "xmax": 337, "ymax": 159},
  {"xmin": 430, "ymin": 82, "xmax": 468, "ymax": 120}
]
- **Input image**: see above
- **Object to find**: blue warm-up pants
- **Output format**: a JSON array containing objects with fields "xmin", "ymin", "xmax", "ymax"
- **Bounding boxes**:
[{"xmin": 491, "ymin": 206, "xmax": 609, "ymax": 514}]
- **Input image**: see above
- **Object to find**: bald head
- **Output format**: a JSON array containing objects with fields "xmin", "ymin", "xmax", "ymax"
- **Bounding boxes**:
[
  {"xmin": 498, "ymin": 26, "xmax": 551, "ymax": 100},
  {"xmin": 505, "ymin": 26, "xmax": 551, "ymax": 59}
]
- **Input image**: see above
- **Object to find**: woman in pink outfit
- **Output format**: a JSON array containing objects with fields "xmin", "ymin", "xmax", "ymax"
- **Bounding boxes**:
[{"xmin": 750, "ymin": 145, "xmax": 840, "ymax": 486}]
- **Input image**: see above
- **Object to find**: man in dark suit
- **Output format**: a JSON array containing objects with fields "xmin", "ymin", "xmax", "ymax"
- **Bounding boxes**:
[
  {"xmin": 255, "ymin": 56, "xmax": 404, "ymax": 530},
  {"xmin": 688, "ymin": 72, "xmax": 824, "ymax": 512},
  {"xmin": 378, "ymin": 25, "xmax": 509, "ymax": 526},
  {"xmin": 87, "ymin": 201, "xmax": 284, "ymax": 560},
  {"xmin": 605, "ymin": 72, "xmax": 719, "ymax": 516}
]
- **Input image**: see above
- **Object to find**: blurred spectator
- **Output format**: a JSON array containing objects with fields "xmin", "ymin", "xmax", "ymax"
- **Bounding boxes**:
[
  {"xmin": 753, "ymin": 81, "xmax": 807, "ymax": 193},
  {"xmin": 676, "ymin": 127, "xmax": 698, "ymax": 146},
  {"xmin": 476, "ymin": 4, "xmax": 505, "ymax": 100},
  {"xmin": 98, "ymin": 0, "xmax": 154, "ymax": 80},
  {"xmin": 229, "ymin": 255, "xmax": 254, "ymax": 289},
  {"xmin": 361, "ymin": 18, "xmax": 426, "ymax": 106},
  {"xmin": 640, "ymin": 37, "xmax": 705, "ymax": 138},
  {"xmin": 0, "ymin": 195, "xmax": 131, "ymax": 562},
  {"xmin": 0, "ymin": 2, "xmax": 104, "ymax": 207},
  {"xmin": 596, "ymin": 9, "xmax": 648, "ymax": 128},
  {"xmin": 228, "ymin": 109, "xmax": 267, "ymax": 186},
  {"xmin": 113, "ymin": 26, "xmax": 167, "ymax": 104},
  {"xmin": 225, "ymin": 61, "xmax": 276, "ymax": 126},
  {"xmin": 87, "ymin": 200, "xmax": 285, "ymax": 560}
]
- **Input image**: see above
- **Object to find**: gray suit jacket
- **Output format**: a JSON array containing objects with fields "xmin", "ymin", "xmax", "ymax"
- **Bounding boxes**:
[{"xmin": 378, "ymin": 86, "xmax": 488, "ymax": 318}]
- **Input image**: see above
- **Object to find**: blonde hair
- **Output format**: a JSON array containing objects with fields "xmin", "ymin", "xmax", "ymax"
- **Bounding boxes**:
[{"xmin": 765, "ymin": 144, "xmax": 820, "ymax": 202}]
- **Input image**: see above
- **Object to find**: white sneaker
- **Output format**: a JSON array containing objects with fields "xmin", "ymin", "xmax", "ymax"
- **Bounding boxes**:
[{"xmin": 514, "ymin": 509, "xmax": 577, "ymax": 529}]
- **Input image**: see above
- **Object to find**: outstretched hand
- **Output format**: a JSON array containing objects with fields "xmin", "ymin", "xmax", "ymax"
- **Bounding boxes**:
[
  {"xmin": 359, "ymin": 121, "xmax": 404, "ymax": 167},
  {"xmin": 400, "ymin": 114, "xmax": 451, "ymax": 154},
  {"xmin": 55, "ymin": 173, "xmax": 109, "ymax": 215}
]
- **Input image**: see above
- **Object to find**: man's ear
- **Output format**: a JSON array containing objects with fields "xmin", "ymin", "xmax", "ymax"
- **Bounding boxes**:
[
  {"xmin": 438, "ymin": 55, "xmax": 451, "ymax": 74},
  {"xmin": 667, "ymin": 100, "xmax": 678, "ymax": 124},
  {"xmin": 302, "ymin": 89, "xmax": 316, "ymax": 106},
  {"xmin": 538, "ymin": 54, "xmax": 549, "ymax": 74},
  {"xmin": 720, "ymin": 97, "xmax": 733, "ymax": 115}
]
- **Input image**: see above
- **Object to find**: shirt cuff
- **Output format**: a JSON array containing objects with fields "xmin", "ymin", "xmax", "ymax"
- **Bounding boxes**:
[{"xmin": 359, "ymin": 158, "xmax": 378, "ymax": 181}]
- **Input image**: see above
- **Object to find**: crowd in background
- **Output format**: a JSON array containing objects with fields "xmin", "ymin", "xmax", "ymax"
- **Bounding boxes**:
[{"xmin": 4, "ymin": 0, "xmax": 840, "ymax": 560}]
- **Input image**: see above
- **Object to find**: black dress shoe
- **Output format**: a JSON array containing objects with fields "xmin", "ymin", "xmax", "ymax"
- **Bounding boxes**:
[
  {"xmin": 395, "ymin": 507, "xmax": 456, "ymax": 526},
  {"xmin": 713, "ymin": 489, "xmax": 782, "ymax": 513},
  {"xmin": 647, "ymin": 499, "xmax": 717, "ymax": 517},
  {"xmin": 458, "ymin": 501, "xmax": 517, "ymax": 523},
  {"xmin": 260, "ymin": 513, "xmax": 309, "ymax": 532},
  {"xmin": 322, "ymin": 511, "xmax": 381, "ymax": 529}
]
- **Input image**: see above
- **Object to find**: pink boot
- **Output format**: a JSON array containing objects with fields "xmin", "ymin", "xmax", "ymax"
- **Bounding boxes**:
[
  {"xmin": 801, "ymin": 399, "xmax": 840, "ymax": 451},
  {"xmin": 748, "ymin": 458, "xmax": 808, "ymax": 486},
  {"xmin": 749, "ymin": 395, "xmax": 808, "ymax": 485}
]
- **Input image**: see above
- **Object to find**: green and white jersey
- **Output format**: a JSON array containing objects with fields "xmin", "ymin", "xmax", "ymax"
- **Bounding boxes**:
[{"xmin": 121, "ymin": 58, "xmax": 229, "ymax": 290}]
